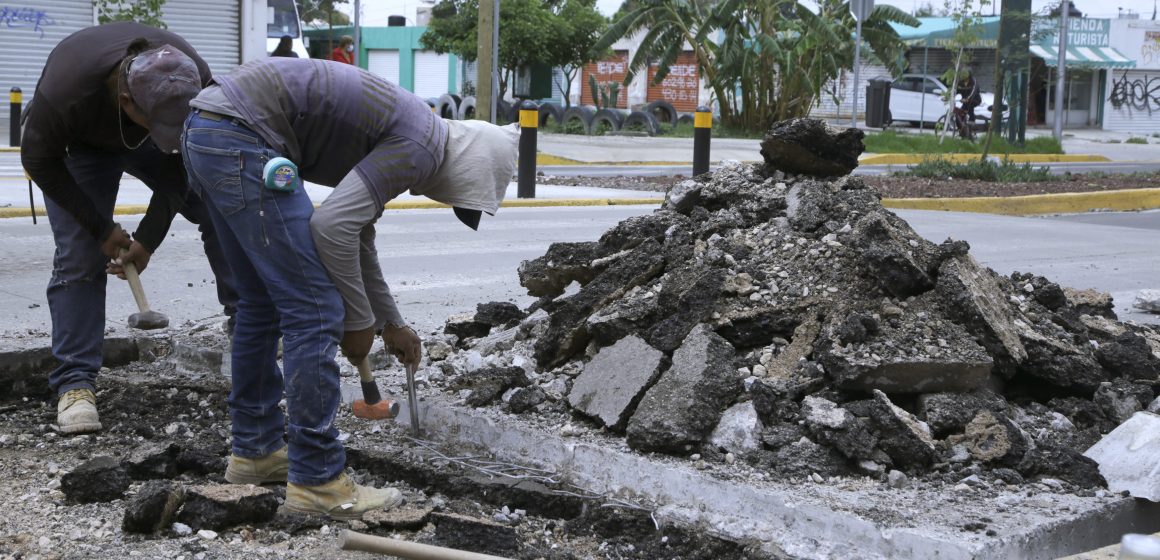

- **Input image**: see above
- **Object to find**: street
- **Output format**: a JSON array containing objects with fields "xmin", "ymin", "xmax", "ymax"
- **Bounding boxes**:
[{"xmin": 1, "ymin": 203, "xmax": 1157, "ymax": 353}]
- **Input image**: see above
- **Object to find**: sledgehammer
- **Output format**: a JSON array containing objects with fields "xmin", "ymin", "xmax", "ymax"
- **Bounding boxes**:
[
  {"xmin": 352, "ymin": 357, "xmax": 401, "ymax": 420},
  {"xmin": 120, "ymin": 249, "xmax": 168, "ymax": 330}
]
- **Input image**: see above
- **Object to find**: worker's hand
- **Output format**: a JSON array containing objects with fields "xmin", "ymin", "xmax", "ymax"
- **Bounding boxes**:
[
  {"xmin": 383, "ymin": 324, "xmax": 421, "ymax": 368},
  {"xmin": 99, "ymin": 224, "xmax": 132, "ymax": 260},
  {"xmin": 340, "ymin": 327, "xmax": 375, "ymax": 362},
  {"xmin": 106, "ymin": 241, "xmax": 152, "ymax": 279}
]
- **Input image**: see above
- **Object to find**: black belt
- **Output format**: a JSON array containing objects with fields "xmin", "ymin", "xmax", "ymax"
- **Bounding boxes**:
[{"xmin": 197, "ymin": 109, "xmax": 228, "ymax": 121}]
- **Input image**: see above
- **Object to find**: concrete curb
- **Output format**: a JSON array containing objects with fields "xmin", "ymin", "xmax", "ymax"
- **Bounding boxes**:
[
  {"xmin": 883, "ymin": 188, "xmax": 1160, "ymax": 216},
  {"xmin": 0, "ymin": 197, "xmax": 668, "ymax": 219},
  {"xmin": 859, "ymin": 153, "xmax": 1111, "ymax": 165}
]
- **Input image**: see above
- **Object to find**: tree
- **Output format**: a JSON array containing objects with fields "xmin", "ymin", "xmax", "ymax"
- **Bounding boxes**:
[
  {"xmin": 94, "ymin": 0, "xmax": 166, "ymax": 28},
  {"xmin": 421, "ymin": 0, "xmax": 602, "ymax": 99},
  {"xmin": 297, "ymin": 0, "xmax": 351, "ymax": 28},
  {"xmin": 913, "ymin": 2, "xmax": 947, "ymax": 17},
  {"xmin": 597, "ymin": 0, "xmax": 916, "ymax": 132}
]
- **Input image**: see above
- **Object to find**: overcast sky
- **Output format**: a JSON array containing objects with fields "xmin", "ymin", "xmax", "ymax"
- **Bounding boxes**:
[{"xmin": 342, "ymin": 0, "xmax": 1157, "ymax": 29}]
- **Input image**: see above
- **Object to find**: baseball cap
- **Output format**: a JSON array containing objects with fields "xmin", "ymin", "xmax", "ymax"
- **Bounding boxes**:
[{"xmin": 125, "ymin": 45, "xmax": 202, "ymax": 153}]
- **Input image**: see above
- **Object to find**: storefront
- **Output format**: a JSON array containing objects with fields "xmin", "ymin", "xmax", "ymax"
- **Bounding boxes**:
[
  {"xmin": 1102, "ymin": 19, "xmax": 1160, "ymax": 134},
  {"xmin": 1028, "ymin": 18, "xmax": 1135, "ymax": 128}
]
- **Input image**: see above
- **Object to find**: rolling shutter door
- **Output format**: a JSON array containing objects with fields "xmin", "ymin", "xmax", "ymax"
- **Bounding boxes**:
[
  {"xmin": 581, "ymin": 51, "xmax": 628, "ymax": 108},
  {"xmin": 163, "ymin": 0, "xmax": 240, "ymax": 78},
  {"xmin": 413, "ymin": 50, "xmax": 449, "ymax": 98},
  {"xmin": 0, "ymin": 0, "xmax": 91, "ymax": 137},
  {"xmin": 367, "ymin": 50, "xmax": 400, "ymax": 85},
  {"xmin": 646, "ymin": 51, "xmax": 699, "ymax": 112}
]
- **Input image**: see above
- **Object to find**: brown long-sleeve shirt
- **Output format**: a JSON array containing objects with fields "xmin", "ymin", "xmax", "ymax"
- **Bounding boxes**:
[{"xmin": 21, "ymin": 22, "xmax": 211, "ymax": 251}]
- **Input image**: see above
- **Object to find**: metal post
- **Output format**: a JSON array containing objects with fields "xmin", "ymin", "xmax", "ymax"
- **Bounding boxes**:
[
  {"xmin": 352, "ymin": 0, "xmax": 360, "ymax": 67},
  {"xmin": 693, "ymin": 105, "xmax": 711, "ymax": 176},
  {"xmin": 920, "ymin": 45, "xmax": 929, "ymax": 132},
  {"xmin": 9, "ymin": 87, "xmax": 21, "ymax": 147},
  {"xmin": 1053, "ymin": 2, "xmax": 1069, "ymax": 141},
  {"xmin": 518, "ymin": 100, "xmax": 538, "ymax": 198},
  {"xmin": 490, "ymin": 0, "xmax": 499, "ymax": 124},
  {"xmin": 852, "ymin": 17, "xmax": 863, "ymax": 129}
]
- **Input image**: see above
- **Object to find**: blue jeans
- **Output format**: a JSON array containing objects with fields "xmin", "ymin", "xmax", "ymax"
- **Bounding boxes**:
[
  {"xmin": 182, "ymin": 111, "xmax": 346, "ymax": 486},
  {"xmin": 46, "ymin": 143, "xmax": 238, "ymax": 396}
]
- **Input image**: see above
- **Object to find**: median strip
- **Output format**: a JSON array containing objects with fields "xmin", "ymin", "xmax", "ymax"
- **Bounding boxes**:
[{"xmin": 860, "ymin": 153, "xmax": 1111, "ymax": 165}]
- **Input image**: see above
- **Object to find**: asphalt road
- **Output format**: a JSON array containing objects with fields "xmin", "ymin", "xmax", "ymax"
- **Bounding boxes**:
[
  {"xmin": 1, "ymin": 204, "xmax": 1156, "ymax": 353},
  {"xmin": 540, "ymin": 161, "xmax": 1160, "ymax": 178}
]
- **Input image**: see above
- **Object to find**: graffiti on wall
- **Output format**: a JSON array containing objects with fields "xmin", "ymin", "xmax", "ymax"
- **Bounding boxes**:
[
  {"xmin": 1108, "ymin": 72, "xmax": 1160, "ymax": 114},
  {"xmin": 1142, "ymin": 31, "xmax": 1160, "ymax": 67},
  {"xmin": 0, "ymin": 6, "xmax": 55, "ymax": 38}
]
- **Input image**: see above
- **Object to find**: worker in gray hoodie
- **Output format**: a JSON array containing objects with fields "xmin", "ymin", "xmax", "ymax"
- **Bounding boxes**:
[{"xmin": 126, "ymin": 52, "xmax": 518, "ymax": 519}]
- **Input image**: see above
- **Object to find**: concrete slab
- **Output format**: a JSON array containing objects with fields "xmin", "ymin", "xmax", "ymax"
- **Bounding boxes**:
[
  {"xmin": 568, "ymin": 335, "xmax": 664, "ymax": 429},
  {"xmin": 1084, "ymin": 412, "xmax": 1160, "ymax": 501}
]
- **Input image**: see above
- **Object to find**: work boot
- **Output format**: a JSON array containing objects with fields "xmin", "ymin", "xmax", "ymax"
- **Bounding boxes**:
[
  {"xmin": 225, "ymin": 446, "xmax": 289, "ymax": 485},
  {"xmin": 284, "ymin": 473, "xmax": 403, "ymax": 520},
  {"xmin": 56, "ymin": 389, "xmax": 102, "ymax": 434}
]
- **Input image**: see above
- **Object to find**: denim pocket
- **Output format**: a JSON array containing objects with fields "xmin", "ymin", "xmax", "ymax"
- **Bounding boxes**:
[{"xmin": 186, "ymin": 141, "xmax": 246, "ymax": 217}]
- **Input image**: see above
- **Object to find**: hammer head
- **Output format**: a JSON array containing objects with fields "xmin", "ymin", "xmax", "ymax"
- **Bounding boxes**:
[
  {"xmin": 128, "ymin": 310, "xmax": 169, "ymax": 330},
  {"xmin": 352, "ymin": 398, "xmax": 400, "ymax": 420}
]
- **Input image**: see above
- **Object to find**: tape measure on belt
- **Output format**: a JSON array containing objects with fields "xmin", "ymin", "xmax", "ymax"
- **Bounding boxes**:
[{"xmin": 263, "ymin": 157, "xmax": 300, "ymax": 192}]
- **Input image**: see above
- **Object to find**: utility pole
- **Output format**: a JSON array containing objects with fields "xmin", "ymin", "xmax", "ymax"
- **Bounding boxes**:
[
  {"xmin": 476, "ymin": 0, "xmax": 498, "ymax": 122},
  {"xmin": 353, "ymin": 0, "xmax": 361, "ymax": 67},
  {"xmin": 1053, "ymin": 0, "xmax": 1069, "ymax": 141}
]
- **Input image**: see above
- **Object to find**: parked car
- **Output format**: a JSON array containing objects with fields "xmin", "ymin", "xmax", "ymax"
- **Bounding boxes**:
[{"xmin": 887, "ymin": 74, "xmax": 1007, "ymax": 129}]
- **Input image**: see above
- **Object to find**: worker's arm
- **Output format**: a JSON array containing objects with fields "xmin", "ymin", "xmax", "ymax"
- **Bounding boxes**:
[{"xmin": 21, "ymin": 95, "xmax": 128, "ymax": 256}]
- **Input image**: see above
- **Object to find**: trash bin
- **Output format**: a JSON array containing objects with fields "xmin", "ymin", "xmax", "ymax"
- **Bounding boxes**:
[{"xmin": 864, "ymin": 79, "xmax": 892, "ymax": 129}]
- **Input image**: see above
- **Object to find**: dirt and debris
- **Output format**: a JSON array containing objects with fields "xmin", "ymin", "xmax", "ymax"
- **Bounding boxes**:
[{"xmin": 428, "ymin": 118, "xmax": 1160, "ymax": 495}]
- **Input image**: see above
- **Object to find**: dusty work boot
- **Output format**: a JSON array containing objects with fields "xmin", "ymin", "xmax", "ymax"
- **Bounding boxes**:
[
  {"xmin": 225, "ymin": 446, "xmax": 289, "ymax": 485},
  {"xmin": 56, "ymin": 389, "xmax": 102, "ymax": 434},
  {"xmin": 284, "ymin": 473, "xmax": 403, "ymax": 520}
]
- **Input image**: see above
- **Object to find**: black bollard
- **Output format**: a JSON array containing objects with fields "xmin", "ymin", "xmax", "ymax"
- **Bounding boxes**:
[
  {"xmin": 692, "ymin": 105, "xmax": 711, "ymax": 177},
  {"xmin": 517, "ymin": 100, "xmax": 538, "ymax": 199},
  {"xmin": 9, "ymin": 87, "xmax": 21, "ymax": 148}
]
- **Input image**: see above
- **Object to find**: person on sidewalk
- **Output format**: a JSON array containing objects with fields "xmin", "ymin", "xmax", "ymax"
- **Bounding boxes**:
[
  {"xmin": 329, "ymin": 35, "xmax": 355, "ymax": 64},
  {"xmin": 21, "ymin": 22, "xmax": 238, "ymax": 435},
  {"xmin": 172, "ymin": 57, "xmax": 517, "ymax": 519},
  {"xmin": 956, "ymin": 70, "xmax": 982, "ymax": 122}
]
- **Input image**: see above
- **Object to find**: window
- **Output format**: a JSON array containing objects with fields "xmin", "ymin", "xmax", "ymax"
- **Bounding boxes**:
[
  {"xmin": 892, "ymin": 78, "xmax": 916, "ymax": 91},
  {"xmin": 267, "ymin": 0, "xmax": 300, "ymax": 39},
  {"xmin": 921, "ymin": 78, "xmax": 942, "ymax": 94}
]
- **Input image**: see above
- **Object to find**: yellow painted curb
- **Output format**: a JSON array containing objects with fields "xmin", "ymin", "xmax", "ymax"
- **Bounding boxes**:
[
  {"xmin": 860, "ymin": 153, "xmax": 1110, "ymax": 165},
  {"xmin": 0, "ymin": 198, "xmax": 666, "ymax": 219},
  {"xmin": 536, "ymin": 153, "xmax": 696, "ymax": 166},
  {"xmin": 0, "ymin": 147, "xmax": 19, "ymax": 153},
  {"xmin": 883, "ymin": 187, "xmax": 1160, "ymax": 215}
]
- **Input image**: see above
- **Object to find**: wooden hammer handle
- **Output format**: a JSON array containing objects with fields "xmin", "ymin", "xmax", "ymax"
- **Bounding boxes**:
[{"xmin": 120, "ymin": 249, "xmax": 151, "ymax": 313}]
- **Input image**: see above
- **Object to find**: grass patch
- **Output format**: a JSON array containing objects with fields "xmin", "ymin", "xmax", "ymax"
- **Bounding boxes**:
[
  {"xmin": 659, "ymin": 122, "xmax": 766, "ymax": 139},
  {"xmin": 864, "ymin": 130, "xmax": 1063, "ymax": 155},
  {"xmin": 901, "ymin": 157, "xmax": 1054, "ymax": 182},
  {"xmin": 1126, "ymin": 137, "xmax": 1149, "ymax": 144}
]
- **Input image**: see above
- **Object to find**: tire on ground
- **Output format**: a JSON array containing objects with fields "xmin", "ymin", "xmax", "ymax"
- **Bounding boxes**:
[
  {"xmin": 436, "ymin": 94, "xmax": 461, "ymax": 120},
  {"xmin": 457, "ymin": 96, "xmax": 477, "ymax": 120},
  {"xmin": 644, "ymin": 100, "xmax": 678, "ymax": 127},
  {"xmin": 538, "ymin": 102, "xmax": 564, "ymax": 128},
  {"xmin": 561, "ymin": 106, "xmax": 596, "ymax": 135},
  {"xmin": 622, "ymin": 110, "xmax": 661, "ymax": 136},
  {"xmin": 676, "ymin": 112, "xmax": 695, "ymax": 126},
  {"xmin": 591, "ymin": 109, "xmax": 625, "ymax": 135},
  {"xmin": 496, "ymin": 100, "xmax": 513, "ymax": 123}
]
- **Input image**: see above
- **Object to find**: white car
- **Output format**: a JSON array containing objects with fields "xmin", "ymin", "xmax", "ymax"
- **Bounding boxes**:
[{"xmin": 886, "ymin": 74, "xmax": 1006, "ymax": 128}]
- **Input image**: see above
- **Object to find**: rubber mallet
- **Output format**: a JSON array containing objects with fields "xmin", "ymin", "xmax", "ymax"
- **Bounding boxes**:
[
  {"xmin": 120, "ymin": 249, "xmax": 168, "ymax": 330},
  {"xmin": 352, "ymin": 357, "xmax": 400, "ymax": 420}
]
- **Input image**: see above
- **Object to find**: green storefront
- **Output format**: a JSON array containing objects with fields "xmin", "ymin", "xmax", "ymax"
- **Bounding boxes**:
[{"xmin": 304, "ymin": 26, "xmax": 459, "ymax": 100}]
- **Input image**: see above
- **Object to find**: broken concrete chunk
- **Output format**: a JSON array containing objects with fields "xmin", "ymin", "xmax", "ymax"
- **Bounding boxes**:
[
  {"xmin": 123, "ymin": 480, "xmax": 185, "ymax": 534},
  {"xmin": 1133, "ymin": 289, "xmax": 1160, "ymax": 313},
  {"xmin": 177, "ymin": 484, "xmax": 278, "ymax": 531},
  {"xmin": 176, "ymin": 446, "xmax": 225, "ymax": 476},
  {"xmin": 451, "ymin": 367, "xmax": 531, "ymax": 407},
  {"xmin": 364, "ymin": 505, "xmax": 434, "ymax": 531},
  {"xmin": 645, "ymin": 266, "xmax": 725, "ymax": 353},
  {"xmin": 1096, "ymin": 332, "xmax": 1160, "ymax": 382},
  {"xmin": 759, "ymin": 118, "xmax": 864, "ymax": 177},
  {"xmin": 1093, "ymin": 379, "xmax": 1155, "ymax": 425},
  {"xmin": 474, "ymin": 302, "xmax": 526, "ymax": 327},
  {"xmin": 851, "ymin": 212, "xmax": 933, "ymax": 299},
  {"xmin": 714, "ymin": 305, "xmax": 800, "ymax": 350},
  {"xmin": 61, "ymin": 456, "xmax": 131, "ymax": 504},
  {"xmin": 472, "ymin": 327, "xmax": 519, "ymax": 357},
  {"xmin": 626, "ymin": 326, "xmax": 742, "ymax": 454},
  {"xmin": 937, "ymin": 256, "xmax": 1028, "ymax": 364},
  {"xmin": 518, "ymin": 241, "xmax": 603, "ymax": 298},
  {"xmin": 917, "ymin": 391, "xmax": 1007, "ymax": 437},
  {"xmin": 1021, "ymin": 442, "xmax": 1105, "ymax": 488},
  {"xmin": 124, "ymin": 443, "xmax": 180, "ymax": 480},
  {"xmin": 1064, "ymin": 287, "xmax": 1116, "ymax": 319},
  {"xmin": 568, "ymin": 336, "xmax": 665, "ymax": 429},
  {"xmin": 709, "ymin": 402, "xmax": 764, "ymax": 455},
  {"xmin": 1018, "ymin": 328, "xmax": 1106, "ymax": 391},
  {"xmin": 1084, "ymin": 412, "xmax": 1160, "ymax": 499},
  {"xmin": 444, "ymin": 312, "xmax": 491, "ymax": 340},
  {"xmin": 508, "ymin": 386, "xmax": 546, "ymax": 414},
  {"xmin": 868, "ymin": 390, "xmax": 936, "ymax": 467},
  {"xmin": 962, "ymin": 410, "xmax": 1030, "ymax": 466},
  {"xmin": 802, "ymin": 396, "xmax": 879, "ymax": 460}
]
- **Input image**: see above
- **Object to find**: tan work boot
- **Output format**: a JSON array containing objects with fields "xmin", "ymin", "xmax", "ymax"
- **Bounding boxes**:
[
  {"xmin": 225, "ymin": 446, "xmax": 289, "ymax": 485},
  {"xmin": 284, "ymin": 473, "xmax": 403, "ymax": 520},
  {"xmin": 56, "ymin": 389, "xmax": 102, "ymax": 434}
]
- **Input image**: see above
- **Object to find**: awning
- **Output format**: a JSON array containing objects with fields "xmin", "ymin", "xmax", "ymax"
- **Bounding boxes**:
[{"xmin": 1029, "ymin": 44, "xmax": 1136, "ymax": 69}]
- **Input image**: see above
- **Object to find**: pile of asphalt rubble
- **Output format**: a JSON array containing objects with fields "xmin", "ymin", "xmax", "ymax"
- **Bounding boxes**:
[{"xmin": 433, "ymin": 118, "xmax": 1160, "ymax": 490}]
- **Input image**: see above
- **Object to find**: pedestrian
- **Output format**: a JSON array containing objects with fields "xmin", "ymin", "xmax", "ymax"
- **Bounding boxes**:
[
  {"xmin": 21, "ymin": 22, "xmax": 238, "ymax": 435},
  {"xmin": 163, "ymin": 57, "xmax": 516, "ymax": 519},
  {"xmin": 330, "ymin": 35, "xmax": 355, "ymax": 64},
  {"xmin": 271, "ymin": 35, "xmax": 298, "ymax": 58}
]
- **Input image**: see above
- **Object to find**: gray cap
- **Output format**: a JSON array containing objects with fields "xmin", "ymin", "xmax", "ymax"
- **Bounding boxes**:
[{"xmin": 125, "ymin": 45, "xmax": 202, "ymax": 153}]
